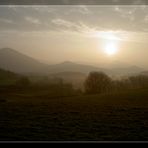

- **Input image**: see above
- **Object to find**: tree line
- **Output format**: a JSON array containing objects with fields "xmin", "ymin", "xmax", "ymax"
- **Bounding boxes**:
[
  {"xmin": 5, "ymin": 71, "xmax": 148, "ymax": 96},
  {"xmin": 84, "ymin": 71, "xmax": 148, "ymax": 94}
]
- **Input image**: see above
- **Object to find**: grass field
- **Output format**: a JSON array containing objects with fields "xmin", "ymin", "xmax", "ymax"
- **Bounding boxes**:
[{"xmin": 0, "ymin": 88, "xmax": 148, "ymax": 141}]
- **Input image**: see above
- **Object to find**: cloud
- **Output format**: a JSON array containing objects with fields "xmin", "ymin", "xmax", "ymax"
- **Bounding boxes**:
[
  {"xmin": 7, "ymin": 5, "xmax": 18, "ymax": 11},
  {"xmin": 0, "ymin": 18, "xmax": 15, "ymax": 24},
  {"xmin": 52, "ymin": 19, "xmax": 76, "ymax": 28},
  {"xmin": 113, "ymin": 6, "xmax": 136, "ymax": 21},
  {"xmin": 132, "ymin": 0, "xmax": 146, "ymax": 5},
  {"xmin": 25, "ymin": 16, "xmax": 41, "ymax": 25},
  {"xmin": 32, "ymin": 6, "xmax": 56, "ymax": 13},
  {"xmin": 0, "ymin": 5, "xmax": 148, "ymax": 33},
  {"xmin": 69, "ymin": 5, "xmax": 92, "ymax": 14},
  {"xmin": 144, "ymin": 15, "xmax": 148, "ymax": 22},
  {"xmin": 51, "ymin": 18, "xmax": 99, "ymax": 35}
]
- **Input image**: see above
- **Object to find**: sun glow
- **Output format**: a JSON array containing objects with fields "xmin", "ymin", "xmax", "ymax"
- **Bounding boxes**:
[
  {"xmin": 104, "ymin": 42, "xmax": 118, "ymax": 55},
  {"xmin": 92, "ymin": 31, "xmax": 120, "ymax": 56},
  {"xmin": 93, "ymin": 31, "xmax": 122, "ymax": 41}
]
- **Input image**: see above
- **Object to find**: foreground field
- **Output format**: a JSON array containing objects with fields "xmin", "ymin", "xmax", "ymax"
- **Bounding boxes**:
[{"xmin": 0, "ymin": 88, "xmax": 148, "ymax": 141}]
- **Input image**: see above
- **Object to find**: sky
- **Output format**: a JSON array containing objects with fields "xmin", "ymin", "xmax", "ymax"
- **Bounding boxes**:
[{"xmin": 0, "ymin": 5, "xmax": 148, "ymax": 68}]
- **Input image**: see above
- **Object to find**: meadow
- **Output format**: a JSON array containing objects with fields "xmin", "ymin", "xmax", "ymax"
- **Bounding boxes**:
[{"xmin": 0, "ymin": 87, "xmax": 148, "ymax": 141}]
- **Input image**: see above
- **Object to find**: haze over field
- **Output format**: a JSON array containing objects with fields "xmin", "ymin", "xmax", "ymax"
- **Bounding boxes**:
[{"xmin": 0, "ymin": 5, "xmax": 148, "ymax": 69}]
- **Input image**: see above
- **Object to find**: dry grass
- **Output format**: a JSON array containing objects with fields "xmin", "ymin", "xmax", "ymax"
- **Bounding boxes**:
[{"xmin": 0, "ymin": 88, "xmax": 148, "ymax": 141}]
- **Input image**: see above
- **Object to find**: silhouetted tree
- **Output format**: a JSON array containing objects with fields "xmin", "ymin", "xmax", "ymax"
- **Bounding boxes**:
[
  {"xmin": 111, "ymin": 79, "xmax": 131, "ymax": 92},
  {"xmin": 15, "ymin": 76, "xmax": 31, "ymax": 88},
  {"xmin": 84, "ymin": 71, "xmax": 111, "ymax": 94},
  {"xmin": 129, "ymin": 75, "xmax": 148, "ymax": 89}
]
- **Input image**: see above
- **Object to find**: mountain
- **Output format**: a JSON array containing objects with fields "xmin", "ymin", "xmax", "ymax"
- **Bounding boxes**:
[
  {"xmin": 0, "ymin": 48, "xmax": 49, "ymax": 74},
  {"xmin": 48, "ymin": 61, "xmax": 107, "ymax": 74},
  {"xmin": 0, "ymin": 48, "xmax": 144, "ymax": 76},
  {"xmin": 110, "ymin": 66, "xmax": 144, "ymax": 76},
  {"xmin": 0, "ymin": 48, "xmax": 106, "ymax": 75},
  {"xmin": 102, "ymin": 60, "xmax": 131, "ymax": 69}
]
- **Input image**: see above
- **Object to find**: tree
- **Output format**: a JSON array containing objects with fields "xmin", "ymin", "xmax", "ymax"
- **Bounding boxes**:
[
  {"xmin": 129, "ymin": 75, "xmax": 148, "ymax": 89},
  {"xmin": 84, "ymin": 71, "xmax": 111, "ymax": 94},
  {"xmin": 16, "ymin": 76, "xmax": 31, "ymax": 88}
]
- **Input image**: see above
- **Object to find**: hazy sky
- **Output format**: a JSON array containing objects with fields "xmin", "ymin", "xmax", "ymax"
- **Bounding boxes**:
[{"xmin": 0, "ymin": 5, "xmax": 148, "ymax": 68}]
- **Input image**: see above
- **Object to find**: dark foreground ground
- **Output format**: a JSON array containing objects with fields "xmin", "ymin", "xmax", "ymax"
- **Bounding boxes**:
[{"xmin": 0, "ymin": 88, "xmax": 148, "ymax": 141}]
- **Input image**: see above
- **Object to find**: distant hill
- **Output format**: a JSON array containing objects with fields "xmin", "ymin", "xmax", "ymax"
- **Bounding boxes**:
[
  {"xmin": 0, "ymin": 48, "xmax": 49, "ymax": 74},
  {"xmin": 110, "ymin": 66, "xmax": 144, "ymax": 76},
  {"xmin": 0, "ymin": 48, "xmax": 107, "ymax": 75},
  {"xmin": 0, "ymin": 48, "xmax": 144, "ymax": 76},
  {"xmin": 102, "ymin": 60, "xmax": 132, "ymax": 69},
  {"xmin": 48, "ymin": 61, "xmax": 107, "ymax": 74}
]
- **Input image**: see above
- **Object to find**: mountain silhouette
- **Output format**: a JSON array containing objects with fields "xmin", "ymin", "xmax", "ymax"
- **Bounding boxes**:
[
  {"xmin": 48, "ymin": 61, "xmax": 106, "ymax": 74},
  {"xmin": 0, "ymin": 48, "xmax": 144, "ymax": 76},
  {"xmin": 0, "ymin": 48, "xmax": 49, "ymax": 74}
]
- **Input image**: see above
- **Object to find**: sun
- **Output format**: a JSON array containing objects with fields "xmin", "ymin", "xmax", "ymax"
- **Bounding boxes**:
[
  {"xmin": 93, "ymin": 30, "xmax": 120, "ymax": 56},
  {"xmin": 104, "ymin": 42, "xmax": 118, "ymax": 56}
]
